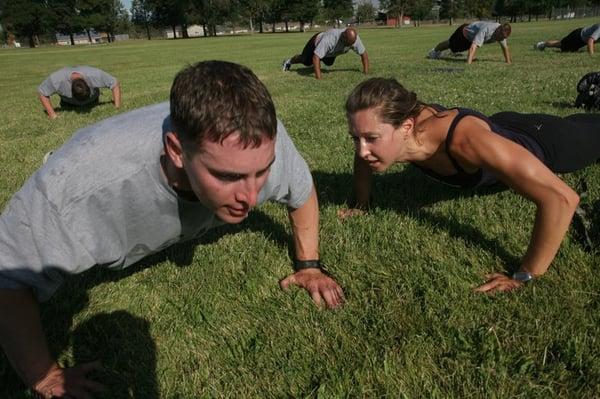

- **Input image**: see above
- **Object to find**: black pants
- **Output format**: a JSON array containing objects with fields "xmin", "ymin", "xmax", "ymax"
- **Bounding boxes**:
[
  {"xmin": 449, "ymin": 24, "xmax": 471, "ymax": 53},
  {"xmin": 560, "ymin": 28, "xmax": 585, "ymax": 52},
  {"xmin": 490, "ymin": 112, "xmax": 600, "ymax": 173}
]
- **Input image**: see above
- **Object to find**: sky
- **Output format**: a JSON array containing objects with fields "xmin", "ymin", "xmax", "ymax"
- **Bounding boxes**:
[{"xmin": 123, "ymin": 0, "xmax": 132, "ymax": 10}]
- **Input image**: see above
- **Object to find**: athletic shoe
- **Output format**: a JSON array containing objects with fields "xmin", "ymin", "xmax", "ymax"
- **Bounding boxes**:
[
  {"xmin": 427, "ymin": 48, "xmax": 441, "ymax": 59},
  {"xmin": 281, "ymin": 59, "xmax": 291, "ymax": 71},
  {"xmin": 534, "ymin": 41, "xmax": 546, "ymax": 51}
]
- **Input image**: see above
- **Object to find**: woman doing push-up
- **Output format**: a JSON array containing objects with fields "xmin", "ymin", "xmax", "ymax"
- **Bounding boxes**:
[{"xmin": 342, "ymin": 77, "xmax": 600, "ymax": 293}]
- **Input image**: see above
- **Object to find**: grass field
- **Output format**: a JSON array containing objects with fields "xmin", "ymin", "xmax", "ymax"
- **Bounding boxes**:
[{"xmin": 1, "ymin": 18, "xmax": 600, "ymax": 397}]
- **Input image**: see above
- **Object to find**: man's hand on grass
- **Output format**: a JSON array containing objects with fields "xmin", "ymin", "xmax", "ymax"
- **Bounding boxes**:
[
  {"xmin": 280, "ymin": 269, "xmax": 344, "ymax": 309},
  {"xmin": 33, "ymin": 361, "xmax": 106, "ymax": 399}
]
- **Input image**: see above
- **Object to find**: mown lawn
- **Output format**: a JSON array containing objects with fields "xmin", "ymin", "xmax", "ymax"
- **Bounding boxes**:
[{"xmin": 1, "ymin": 18, "xmax": 599, "ymax": 397}]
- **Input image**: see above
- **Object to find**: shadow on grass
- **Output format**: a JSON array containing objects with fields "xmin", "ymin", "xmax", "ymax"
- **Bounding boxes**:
[
  {"xmin": 293, "ymin": 67, "xmax": 361, "ymax": 77},
  {"xmin": 0, "ymin": 209, "xmax": 289, "ymax": 397},
  {"xmin": 313, "ymin": 167, "xmax": 521, "ymax": 269},
  {"xmin": 545, "ymin": 101, "xmax": 577, "ymax": 110},
  {"xmin": 55, "ymin": 100, "xmax": 113, "ymax": 116}
]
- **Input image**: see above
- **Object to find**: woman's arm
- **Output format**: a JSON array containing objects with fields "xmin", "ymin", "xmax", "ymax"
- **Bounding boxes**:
[
  {"xmin": 449, "ymin": 117, "xmax": 580, "ymax": 292},
  {"xmin": 338, "ymin": 153, "xmax": 373, "ymax": 219}
]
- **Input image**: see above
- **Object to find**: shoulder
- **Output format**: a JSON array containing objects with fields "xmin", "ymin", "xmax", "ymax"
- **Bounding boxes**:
[{"xmin": 446, "ymin": 113, "xmax": 493, "ymax": 154}]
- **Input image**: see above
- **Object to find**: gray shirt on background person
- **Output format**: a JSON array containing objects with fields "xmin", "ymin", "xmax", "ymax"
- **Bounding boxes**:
[
  {"xmin": 581, "ymin": 23, "xmax": 600, "ymax": 41},
  {"xmin": 38, "ymin": 66, "xmax": 118, "ymax": 106},
  {"xmin": 314, "ymin": 28, "xmax": 366, "ymax": 59},
  {"xmin": 464, "ymin": 21, "xmax": 507, "ymax": 48},
  {"xmin": 0, "ymin": 102, "xmax": 313, "ymax": 302}
]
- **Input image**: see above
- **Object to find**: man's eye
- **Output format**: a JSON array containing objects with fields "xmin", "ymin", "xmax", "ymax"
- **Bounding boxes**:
[
  {"xmin": 216, "ymin": 174, "xmax": 242, "ymax": 182},
  {"xmin": 366, "ymin": 136, "xmax": 378, "ymax": 143}
]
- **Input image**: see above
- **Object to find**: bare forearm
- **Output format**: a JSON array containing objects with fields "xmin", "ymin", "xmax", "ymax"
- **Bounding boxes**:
[
  {"xmin": 112, "ymin": 81, "xmax": 121, "ymax": 108},
  {"xmin": 288, "ymin": 186, "xmax": 319, "ymax": 260},
  {"xmin": 502, "ymin": 46, "xmax": 512, "ymax": 64},
  {"xmin": 0, "ymin": 288, "xmax": 56, "ymax": 387},
  {"xmin": 361, "ymin": 52, "xmax": 369, "ymax": 74},
  {"xmin": 588, "ymin": 38, "xmax": 595, "ymax": 55},
  {"xmin": 352, "ymin": 154, "xmax": 373, "ymax": 208},
  {"xmin": 520, "ymin": 191, "xmax": 579, "ymax": 276},
  {"xmin": 312, "ymin": 54, "xmax": 322, "ymax": 79},
  {"xmin": 38, "ymin": 94, "xmax": 56, "ymax": 119},
  {"xmin": 467, "ymin": 44, "xmax": 477, "ymax": 64}
]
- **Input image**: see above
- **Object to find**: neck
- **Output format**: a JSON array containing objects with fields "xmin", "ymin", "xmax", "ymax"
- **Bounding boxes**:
[{"xmin": 403, "ymin": 106, "xmax": 444, "ymax": 162}]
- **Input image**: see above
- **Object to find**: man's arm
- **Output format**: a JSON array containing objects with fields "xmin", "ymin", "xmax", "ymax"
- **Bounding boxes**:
[
  {"xmin": 312, "ymin": 54, "xmax": 322, "ymax": 80},
  {"xmin": 279, "ymin": 186, "xmax": 344, "ymax": 308},
  {"xmin": 467, "ymin": 43, "xmax": 478, "ymax": 64},
  {"xmin": 111, "ymin": 81, "xmax": 121, "ymax": 108},
  {"xmin": 501, "ymin": 44, "xmax": 512, "ymax": 64},
  {"xmin": 0, "ymin": 288, "xmax": 104, "ymax": 397},
  {"xmin": 360, "ymin": 52, "xmax": 369, "ymax": 74},
  {"xmin": 587, "ymin": 37, "xmax": 595, "ymax": 55},
  {"xmin": 38, "ymin": 94, "xmax": 57, "ymax": 120}
]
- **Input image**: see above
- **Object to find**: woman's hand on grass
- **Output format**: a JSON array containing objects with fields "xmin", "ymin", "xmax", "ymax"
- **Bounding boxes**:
[
  {"xmin": 280, "ymin": 269, "xmax": 344, "ymax": 309},
  {"xmin": 337, "ymin": 207, "xmax": 365, "ymax": 220},
  {"xmin": 473, "ymin": 273, "xmax": 523, "ymax": 294}
]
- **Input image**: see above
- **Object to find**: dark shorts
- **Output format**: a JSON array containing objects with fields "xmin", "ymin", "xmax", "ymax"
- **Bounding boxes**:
[
  {"xmin": 560, "ymin": 28, "xmax": 585, "ymax": 52},
  {"xmin": 490, "ymin": 111, "xmax": 600, "ymax": 173},
  {"xmin": 449, "ymin": 24, "xmax": 471, "ymax": 53},
  {"xmin": 300, "ymin": 33, "xmax": 336, "ymax": 66}
]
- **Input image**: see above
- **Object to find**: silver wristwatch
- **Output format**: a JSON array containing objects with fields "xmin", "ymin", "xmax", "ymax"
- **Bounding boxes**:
[{"xmin": 512, "ymin": 271, "xmax": 534, "ymax": 283}]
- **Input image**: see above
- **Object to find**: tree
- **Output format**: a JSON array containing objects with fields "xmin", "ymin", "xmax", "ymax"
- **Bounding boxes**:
[
  {"xmin": 356, "ymin": 0, "xmax": 375, "ymax": 24},
  {"xmin": 439, "ymin": 0, "xmax": 464, "ymax": 24},
  {"xmin": 409, "ymin": 0, "xmax": 432, "ymax": 26},
  {"xmin": 49, "ymin": 0, "xmax": 85, "ymax": 45},
  {"xmin": 0, "ymin": 0, "xmax": 51, "ymax": 47},
  {"xmin": 380, "ymin": 0, "xmax": 408, "ymax": 27},
  {"xmin": 131, "ymin": 0, "xmax": 152, "ymax": 39},
  {"xmin": 323, "ymin": 0, "xmax": 353, "ymax": 27},
  {"xmin": 289, "ymin": 0, "xmax": 320, "ymax": 32},
  {"xmin": 149, "ymin": 0, "xmax": 188, "ymax": 38},
  {"xmin": 239, "ymin": 0, "xmax": 271, "ymax": 33}
]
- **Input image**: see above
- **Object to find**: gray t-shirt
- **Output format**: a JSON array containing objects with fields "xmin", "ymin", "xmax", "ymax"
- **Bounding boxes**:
[
  {"xmin": 464, "ymin": 21, "xmax": 507, "ymax": 48},
  {"xmin": 581, "ymin": 23, "xmax": 600, "ymax": 42},
  {"xmin": 314, "ymin": 29, "xmax": 366, "ymax": 59},
  {"xmin": 0, "ymin": 102, "xmax": 313, "ymax": 301},
  {"xmin": 38, "ymin": 66, "xmax": 118, "ymax": 106}
]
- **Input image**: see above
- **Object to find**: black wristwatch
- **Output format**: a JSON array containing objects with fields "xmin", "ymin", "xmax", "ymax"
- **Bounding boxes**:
[
  {"xmin": 512, "ymin": 271, "xmax": 534, "ymax": 283},
  {"xmin": 293, "ymin": 259, "xmax": 324, "ymax": 272}
]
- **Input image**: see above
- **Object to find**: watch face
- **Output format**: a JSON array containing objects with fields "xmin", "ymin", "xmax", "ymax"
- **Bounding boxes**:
[{"xmin": 512, "ymin": 271, "xmax": 533, "ymax": 282}]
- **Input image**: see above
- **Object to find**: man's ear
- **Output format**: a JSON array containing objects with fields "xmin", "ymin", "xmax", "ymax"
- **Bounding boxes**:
[{"xmin": 165, "ymin": 131, "xmax": 185, "ymax": 168}]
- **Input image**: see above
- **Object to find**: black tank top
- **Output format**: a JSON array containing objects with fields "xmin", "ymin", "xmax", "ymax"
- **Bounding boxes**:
[{"xmin": 413, "ymin": 105, "xmax": 546, "ymax": 188}]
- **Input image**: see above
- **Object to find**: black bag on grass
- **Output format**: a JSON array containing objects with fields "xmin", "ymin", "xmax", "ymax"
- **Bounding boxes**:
[{"xmin": 575, "ymin": 72, "xmax": 600, "ymax": 110}]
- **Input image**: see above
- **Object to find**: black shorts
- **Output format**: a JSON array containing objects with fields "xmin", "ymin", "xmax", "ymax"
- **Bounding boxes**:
[
  {"xmin": 489, "ymin": 111, "xmax": 600, "ymax": 173},
  {"xmin": 449, "ymin": 24, "xmax": 471, "ymax": 53},
  {"xmin": 560, "ymin": 28, "xmax": 585, "ymax": 52},
  {"xmin": 300, "ymin": 33, "xmax": 336, "ymax": 66}
]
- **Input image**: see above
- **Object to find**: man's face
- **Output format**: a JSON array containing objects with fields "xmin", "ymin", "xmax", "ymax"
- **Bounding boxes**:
[{"xmin": 182, "ymin": 133, "xmax": 276, "ymax": 224}]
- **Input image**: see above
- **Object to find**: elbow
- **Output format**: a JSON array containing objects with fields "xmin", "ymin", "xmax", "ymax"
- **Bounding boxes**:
[{"xmin": 558, "ymin": 187, "xmax": 580, "ymax": 213}]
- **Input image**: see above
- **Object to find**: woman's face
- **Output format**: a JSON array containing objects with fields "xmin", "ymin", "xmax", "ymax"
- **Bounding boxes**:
[{"xmin": 349, "ymin": 108, "xmax": 406, "ymax": 172}]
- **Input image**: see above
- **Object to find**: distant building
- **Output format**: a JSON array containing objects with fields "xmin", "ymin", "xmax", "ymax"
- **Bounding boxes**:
[
  {"xmin": 56, "ymin": 32, "xmax": 101, "ymax": 45},
  {"xmin": 165, "ymin": 25, "xmax": 205, "ymax": 38},
  {"xmin": 377, "ymin": 11, "xmax": 411, "ymax": 26}
]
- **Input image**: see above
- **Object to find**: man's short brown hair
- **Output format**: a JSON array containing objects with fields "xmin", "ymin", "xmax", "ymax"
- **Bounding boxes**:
[
  {"xmin": 170, "ymin": 61, "xmax": 277, "ymax": 153},
  {"xmin": 71, "ymin": 78, "xmax": 91, "ymax": 102}
]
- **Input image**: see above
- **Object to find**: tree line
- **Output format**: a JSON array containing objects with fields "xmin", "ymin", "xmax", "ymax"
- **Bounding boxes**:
[{"xmin": 1, "ymin": 0, "xmax": 599, "ymax": 47}]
